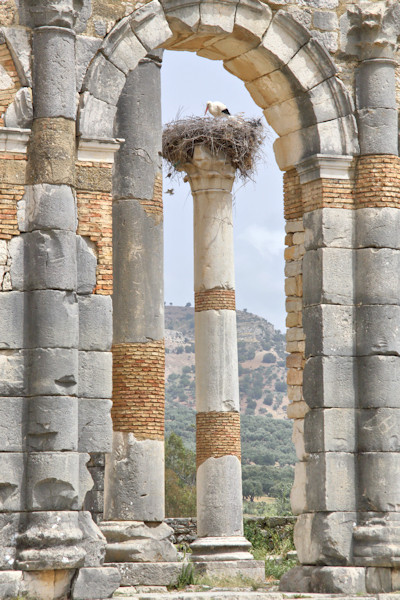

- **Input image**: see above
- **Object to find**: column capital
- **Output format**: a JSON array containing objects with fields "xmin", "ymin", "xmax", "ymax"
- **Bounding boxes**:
[
  {"xmin": 296, "ymin": 154, "xmax": 355, "ymax": 184},
  {"xmin": 181, "ymin": 145, "xmax": 236, "ymax": 194},
  {"xmin": 26, "ymin": 0, "xmax": 85, "ymax": 29},
  {"xmin": 345, "ymin": 0, "xmax": 400, "ymax": 59}
]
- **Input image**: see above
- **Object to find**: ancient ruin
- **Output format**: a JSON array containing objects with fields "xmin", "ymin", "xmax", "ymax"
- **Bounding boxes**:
[{"xmin": 1, "ymin": 0, "xmax": 400, "ymax": 597}]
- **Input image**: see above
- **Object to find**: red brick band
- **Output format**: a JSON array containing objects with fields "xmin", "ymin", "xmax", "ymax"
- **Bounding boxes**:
[
  {"xmin": 195, "ymin": 289, "xmax": 236, "ymax": 312},
  {"xmin": 302, "ymin": 178, "xmax": 353, "ymax": 212},
  {"xmin": 355, "ymin": 155, "xmax": 400, "ymax": 208},
  {"xmin": 196, "ymin": 411, "xmax": 241, "ymax": 468},
  {"xmin": 112, "ymin": 340, "xmax": 165, "ymax": 439}
]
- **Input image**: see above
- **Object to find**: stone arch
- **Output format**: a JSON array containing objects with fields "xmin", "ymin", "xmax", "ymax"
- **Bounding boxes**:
[{"xmin": 77, "ymin": 0, "xmax": 358, "ymax": 170}]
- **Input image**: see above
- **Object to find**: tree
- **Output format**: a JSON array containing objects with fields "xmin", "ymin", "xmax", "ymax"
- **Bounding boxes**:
[
  {"xmin": 243, "ymin": 479, "xmax": 262, "ymax": 502},
  {"xmin": 165, "ymin": 433, "xmax": 196, "ymax": 517},
  {"xmin": 262, "ymin": 352, "xmax": 276, "ymax": 364}
]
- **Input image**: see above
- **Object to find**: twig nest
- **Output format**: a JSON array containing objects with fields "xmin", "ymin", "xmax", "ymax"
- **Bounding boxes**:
[{"xmin": 162, "ymin": 116, "xmax": 265, "ymax": 180}]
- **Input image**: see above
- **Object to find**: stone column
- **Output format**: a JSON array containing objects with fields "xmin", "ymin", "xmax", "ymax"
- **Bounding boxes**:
[
  {"xmin": 101, "ymin": 54, "xmax": 178, "ymax": 584},
  {"xmin": 350, "ymin": 1, "xmax": 400, "ymax": 574},
  {"xmin": 181, "ymin": 145, "xmax": 263, "ymax": 579},
  {"xmin": 3, "ymin": 1, "xmax": 120, "ymax": 598}
]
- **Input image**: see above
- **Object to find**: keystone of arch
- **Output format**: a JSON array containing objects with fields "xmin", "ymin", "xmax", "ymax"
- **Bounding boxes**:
[{"xmin": 77, "ymin": 0, "xmax": 359, "ymax": 170}]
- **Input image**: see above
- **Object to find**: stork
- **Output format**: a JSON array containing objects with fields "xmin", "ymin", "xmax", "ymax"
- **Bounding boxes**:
[{"xmin": 205, "ymin": 100, "xmax": 231, "ymax": 117}]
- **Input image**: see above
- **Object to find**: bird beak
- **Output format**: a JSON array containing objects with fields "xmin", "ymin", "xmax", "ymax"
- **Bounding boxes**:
[{"xmin": 205, "ymin": 106, "xmax": 208, "ymax": 114}]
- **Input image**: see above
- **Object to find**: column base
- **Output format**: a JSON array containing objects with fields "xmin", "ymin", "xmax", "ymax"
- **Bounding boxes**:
[
  {"xmin": 100, "ymin": 520, "xmax": 178, "ymax": 563},
  {"xmin": 0, "ymin": 567, "xmax": 120, "ymax": 600},
  {"xmin": 107, "ymin": 562, "xmax": 183, "ymax": 586},
  {"xmin": 190, "ymin": 536, "xmax": 253, "ymax": 561},
  {"xmin": 192, "ymin": 559, "xmax": 265, "ymax": 582}
]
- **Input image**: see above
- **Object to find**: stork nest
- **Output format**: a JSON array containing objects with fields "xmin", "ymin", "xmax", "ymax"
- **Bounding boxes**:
[{"xmin": 162, "ymin": 116, "xmax": 265, "ymax": 180}]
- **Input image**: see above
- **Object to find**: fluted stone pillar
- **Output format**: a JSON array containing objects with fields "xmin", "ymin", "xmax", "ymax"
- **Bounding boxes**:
[
  {"xmin": 101, "ymin": 54, "xmax": 178, "ymax": 584},
  {"xmin": 180, "ymin": 145, "xmax": 263, "ymax": 579}
]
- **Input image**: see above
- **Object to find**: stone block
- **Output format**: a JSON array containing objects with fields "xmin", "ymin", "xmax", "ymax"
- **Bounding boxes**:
[
  {"xmin": 18, "ymin": 184, "xmax": 77, "ymax": 233},
  {"xmin": 78, "ymin": 398, "xmax": 113, "ymax": 453},
  {"xmin": 27, "ymin": 396, "xmax": 78, "ymax": 451},
  {"xmin": 0, "ymin": 398, "xmax": 24, "ymax": 451},
  {"xmin": 0, "ymin": 514, "xmax": 21, "ymax": 569},
  {"xmin": 366, "ymin": 567, "xmax": 392, "ymax": 593},
  {"xmin": 295, "ymin": 512, "xmax": 356, "ymax": 566},
  {"xmin": 309, "ymin": 76, "xmax": 354, "ymax": 122},
  {"xmin": 71, "ymin": 567, "xmax": 120, "ymax": 600},
  {"xmin": 290, "ymin": 461, "xmax": 307, "ymax": 515},
  {"xmin": 356, "ymin": 249, "xmax": 400, "ymax": 305},
  {"xmin": 264, "ymin": 94, "xmax": 314, "ymax": 136},
  {"xmin": 27, "ymin": 452, "xmax": 80, "ymax": 511},
  {"xmin": 9, "ymin": 231, "xmax": 77, "ymax": 291},
  {"xmin": 104, "ymin": 26, "xmax": 147, "ymax": 75},
  {"xmin": 27, "ymin": 348, "xmax": 78, "ymax": 396},
  {"xmin": 78, "ymin": 92, "xmax": 118, "ymax": 139},
  {"xmin": 0, "ymin": 571, "xmax": 22, "ymax": 596},
  {"xmin": 83, "ymin": 53, "xmax": 126, "ymax": 106},
  {"xmin": 313, "ymin": 10, "xmax": 338, "ymax": 31},
  {"xmin": 310, "ymin": 566, "xmax": 366, "ymax": 594},
  {"xmin": 3, "ymin": 27, "xmax": 32, "ymax": 86},
  {"xmin": 78, "ymin": 295, "xmax": 112, "ymax": 351},
  {"xmin": 356, "ymin": 60, "xmax": 396, "ymax": 110},
  {"xmin": 356, "ymin": 207, "xmax": 400, "ymax": 249},
  {"xmin": 76, "ymin": 236, "xmax": 97, "ymax": 295},
  {"xmin": 304, "ymin": 408, "xmax": 356, "ymax": 453},
  {"xmin": 306, "ymin": 452, "xmax": 356, "ymax": 512},
  {"xmin": 357, "ymin": 305, "xmax": 400, "ymax": 356},
  {"xmin": 304, "ymin": 207, "xmax": 354, "ymax": 250},
  {"xmin": 0, "ymin": 291, "xmax": 24, "ymax": 349},
  {"xmin": 112, "ymin": 203, "xmax": 164, "ymax": 343},
  {"xmin": 358, "ymin": 453, "xmax": 400, "ymax": 512},
  {"xmin": 109, "ymin": 562, "xmax": 182, "ymax": 586},
  {"xmin": 287, "ymin": 38, "xmax": 337, "ymax": 92},
  {"xmin": 358, "ymin": 356, "xmax": 400, "ymax": 408},
  {"xmin": 33, "ymin": 27, "xmax": 76, "ymax": 119},
  {"xmin": 78, "ymin": 511, "xmax": 106, "ymax": 567},
  {"xmin": 129, "ymin": 0, "xmax": 172, "ymax": 51},
  {"xmin": 303, "ymin": 248, "xmax": 354, "ymax": 306},
  {"xmin": 358, "ymin": 107, "xmax": 398, "ymax": 155},
  {"xmin": 0, "ymin": 453, "xmax": 24, "ymax": 511},
  {"xmin": 279, "ymin": 565, "xmax": 313, "ymax": 592},
  {"xmin": 303, "ymin": 305, "xmax": 355, "ymax": 357},
  {"xmin": 199, "ymin": 0, "xmax": 235, "ymax": 34},
  {"xmin": 76, "ymin": 36, "xmax": 102, "ymax": 91},
  {"xmin": 263, "ymin": 11, "xmax": 310, "ymax": 66},
  {"xmin": 193, "ymin": 558, "xmax": 265, "ymax": 581},
  {"xmin": 292, "ymin": 418, "xmax": 307, "ymax": 460},
  {"xmin": 234, "ymin": 0, "xmax": 272, "ymax": 41},
  {"xmin": 104, "ymin": 434, "xmax": 164, "ymax": 521},
  {"xmin": 78, "ymin": 351, "xmax": 112, "ymax": 398},
  {"xmin": 358, "ymin": 408, "xmax": 400, "ymax": 452},
  {"xmin": 27, "ymin": 290, "xmax": 78, "ymax": 349},
  {"xmin": 4, "ymin": 87, "xmax": 33, "ymax": 129},
  {"xmin": 20, "ymin": 570, "xmax": 75, "ymax": 600},
  {"xmin": 303, "ymin": 356, "xmax": 356, "ymax": 408},
  {"xmin": 101, "ymin": 521, "xmax": 177, "ymax": 563},
  {"xmin": 245, "ymin": 65, "xmax": 299, "ymax": 108},
  {"xmin": 0, "ymin": 350, "xmax": 26, "ymax": 396}
]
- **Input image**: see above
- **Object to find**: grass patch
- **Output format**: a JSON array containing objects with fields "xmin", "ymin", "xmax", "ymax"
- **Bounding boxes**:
[{"xmin": 265, "ymin": 557, "xmax": 298, "ymax": 581}]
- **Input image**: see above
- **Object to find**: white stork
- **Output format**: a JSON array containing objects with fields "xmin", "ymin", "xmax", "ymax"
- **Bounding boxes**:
[{"xmin": 205, "ymin": 100, "xmax": 231, "ymax": 117}]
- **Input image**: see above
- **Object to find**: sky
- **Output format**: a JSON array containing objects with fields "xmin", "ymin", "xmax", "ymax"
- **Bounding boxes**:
[{"xmin": 161, "ymin": 51, "xmax": 286, "ymax": 332}]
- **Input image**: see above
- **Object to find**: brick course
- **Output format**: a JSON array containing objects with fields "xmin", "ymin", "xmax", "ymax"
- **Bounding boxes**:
[
  {"xmin": 112, "ymin": 340, "xmax": 165, "ymax": 440},
  {"xmin": 196, "ymin": 411, "xmax": 241, "ymax": 468},
  {"xmin": 195, "ymin": 288, "xmax": 236, "ymax": 312},
  {"xmin": 0, "ymin": 180, "xmax": 23, "ymax": 240},
  {"xmin": 355, "ymin": 155, "xmax": 400, "ymax": 208}
]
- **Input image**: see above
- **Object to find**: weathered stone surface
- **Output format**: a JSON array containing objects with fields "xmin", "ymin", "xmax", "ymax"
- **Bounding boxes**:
[
  {"xmin": 71, "ymin": 567, "xmax": 120, "ymax": 600},
  {"xmin": 83, "ymin": 53, "xmax": 126, "ymax": 106},
  {"xmin": 295, "ymin": 512, "xmax": 356, "ymax": 566},
  {"xmin": 190, "ymin": 535, "xmax": 252, "ymax": 562},
  {"xmin": 195, "ymin": 311, "xmax": 240, "ymax": 412},
  {"xmin": 0, "ymin": 453, "xmax": 24, "ymax": 512},
  {"xmin": 0, "ymin": 514, "xmax": 21, "ymax": 569},
  {"xmin": 27, "ymin": 452, "xmax": 80, "ymax": 511},
  {"xmin": 76, "ymin": 36, "xmax": 102, "ymax": 91},
  {"xmin": 3, "ymin": 27, "xmax": 32, "ymax": 86},
  {"xmin": 358, "ymin": 356, "xmax": 400, "ymax": 408},
  {"xmin": 304, "ymin": 408, "xmax": 356, "ymax": 453},
  {"xmin": 357, "ymin": 305, "xmax": 400, "ymax": 356},
  {"xmin": 356, "ymin": 249, "xmax": 400, "ymax": 305},
  {"xmin": 78, "ymin": 351, "xmax": 112, "ymax": 398},
  {"xmin": 27, "ymin": 118, "xmax": 76, "ymax": 186},
  {"xmin": 76, "ymin": 236, "xmax": 97, "ymax": 295},
  {"xmin": 101, "ymin": 521, "xmax": 177, "ymax": 563},
  {"xmin": 192, "ymin": 558, "xmax": 265, "ymax": 580},
  {"xmin": 4, "ymin": 86, "xmax": 33, "ymax": 128},
  {"xmin": 310, "ymin": 566, "xmax": 366, "ymax": 593},
  {"xmin": 129, "ymin": 0, "xmax": 173, "ymax": 51},
  {"xmin": 303, "ymin": 248, "xmax": 354, "ymax": 306},
  {"xmin": 78, "ymin": 511, "xmax": 106, "ymax": 567},
  {"xmin": 358, "ymin": 453, "xmax": 400, "ymax": 512},
  {"xmin": 18, "ymin": 184, "xmax": 77, "ymax": 233},
  {"xmin": 358, "ymin": 408, "xmax": 400, "ymax": 452},
  {"xmin": 304, "ymin": 208, "xmax": 354, "ymax": 250},
  {"xmin": 279, "ymin": 565, "xmax": 313, "ymax": 592},
  {"xmin": 78, "ymin": 398, "xmax": 113, "ymax": 453},
  {"xmin": 356, "ymin": 60, "xmax": 396, "ymax": 110},
  {"xmin": 109, "ymin": 562, "xmax": 182, "ymax": 586},
  {"xmin": 9, "ymin": 231, "xmax": 77, "ymax": 291},
  {"xmin": 0, "ymin": 571, "xmax": 21, "ymax": 596},
  {"xmin": 33, "ymin": 27, "xmax": 76, "ymax": 119},
  {"xmin": 104, "ymin": 433, "xmax": 164, "ymax": 521},
  {"xmin": 77, "ymin": 92, "xmax": 118, "ymax": 139},
  {"xmin": 112, "ymin": 201, "xmax": 164, "ymax": 343},
  {"xmin": 20, "ymin": 570, "xmax": 75, "ymax": 600},
  {"xmin": 356, "ymin": 207, "xmax": 400, "ymax": 249},
  {"xmin": 78, "ymin": 295, "xmax": 112, "ymax": 351},
  {"xmin": 303, "ymin": 356, "xmax": 356, "ymax": 408},
  {"xmin": 27, "ymin": 348, "xmax": 78, "ymax": 396},
  {"xmin": 0, "ymin": 350, "xmax": 26, "ymax": 396},
  {"xmin": 27, "ymin": 396, "xmax": 78, "ymax": 451},
  {"xmin": 103, "ymin": 24, "xmax": 147, "ymax": 75},
  {"xmin": 354, "ymin": 512, "xmax": 400, "ymax": 567},
  {"xmin": 358, "ymin": 107, "xmax": 398, "ymax": 155},
  {"xmin": 366, "ymin": 567, "xmax": 392, "ymax": 593},
  {"xmin": 306, "ymin": 453, "xmax": 356, "ymax": 512},
  {"xmin": 0, "ymin": 291, "xmax": 23, "ymax": 349},
  {"xmin": 0, "ymin": 398, "xmax": 24, "ymax": 451},
  {"xmin": 27, "ymin": 290, "xmax": 78, "ymax": 349},
  {"xmin": 303, "ymin": 305, "xmax": 355, "ymax": 357}
]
